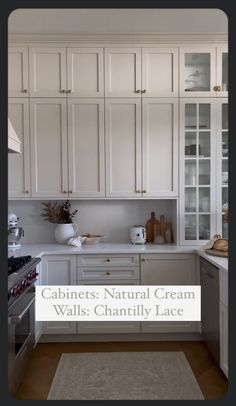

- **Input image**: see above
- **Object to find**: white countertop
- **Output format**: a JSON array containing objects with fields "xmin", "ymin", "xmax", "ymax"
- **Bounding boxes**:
[
  {"xmin": 196, "ymin": 249, "xmax": 228, "ymax": 273},
  {"xmin": 8, "ymin": 243, "xmax": 198, "ymax": 257},
  {"xmin": 8, "ymin": 243, "xmax": 228, "ymax": 273}
]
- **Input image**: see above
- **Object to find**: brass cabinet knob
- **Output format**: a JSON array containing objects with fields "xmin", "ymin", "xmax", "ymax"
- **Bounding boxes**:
[
  {"xmin": 106, "ymin": 258, "xmax": 111, "ymax": 262},
  {"xmin": 142, "ymin": 190, "xmax": 147, "ymax": 193},
  {"xmin": 136, "ymin": 190, "xmax": 141, "ymax": 193},
  {"xmin": 106, "ymin": 272, "xmax": 111, "ymax": 275},
  {"xmin": 25, "ymin": 190, "xmax": 29, "ymax": 194},
  {"xmin": 63, "ymin": 190, "xmax": 67, "ymax": 194},
  {"xmin": 141, "ymin": 89, "xmax": 147, "ymax": 93},
  {"xmin": 69, "ymin": 190, "xmax": 72, "ymax": 194},
  {"xmin": 135, "ymin": 89, "xmax": 141, "ymax": 93},
  {"xmin": 22, "ymin": 89, "xmax": 28, "ymax": 93},
  {"xmin": 61, "ymin": 89, "xmax": 66, "ymax": 93},
  {"xmin": 67, "ymin": 90, "xmax": 72, "ymax": 93},
  {"xmin": 141, "ymin": 258, "xmax": 146, "ymax": 262},
  {"xmin": 213, "ymin": 85, "xmax": 221, "ymax": 92}
]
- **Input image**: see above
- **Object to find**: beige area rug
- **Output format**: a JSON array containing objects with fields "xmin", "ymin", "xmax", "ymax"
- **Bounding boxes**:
[{"xmin": 47, "ymin": 352, "xmax": 204, "ymax": 400}]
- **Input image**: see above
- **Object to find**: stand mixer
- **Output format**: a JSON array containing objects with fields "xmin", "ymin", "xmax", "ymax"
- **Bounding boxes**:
[{"xmin": 8, "ymin": 213, "xmax": 24, "ymax": 249}]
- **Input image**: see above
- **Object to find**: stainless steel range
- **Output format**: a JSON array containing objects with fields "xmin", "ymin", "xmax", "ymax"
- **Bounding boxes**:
[{"xmin": 8, "ymin": 255, "xmax": 41, "ymax": 395}]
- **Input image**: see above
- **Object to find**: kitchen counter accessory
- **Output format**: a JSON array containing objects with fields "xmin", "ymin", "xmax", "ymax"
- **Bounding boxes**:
[{"xmin": 146, "ymin": 212, "xmax": 159, "ymax": 242}]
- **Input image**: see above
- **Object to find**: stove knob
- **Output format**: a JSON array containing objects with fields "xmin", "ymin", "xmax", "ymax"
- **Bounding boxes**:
[{"xmin": 12, "ymin": 287, "xmax": 18, "ymax": 297}]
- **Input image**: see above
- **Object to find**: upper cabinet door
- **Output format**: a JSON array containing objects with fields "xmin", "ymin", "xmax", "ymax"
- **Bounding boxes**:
[
  {"xmin": 8, "ymin": 99, "xmax": 30, "ymax": 198},
  {"xmin": 29, "ymin": 47, "xmax": 67, "ymax": 97},
  {"xmin": 105, "ymin": 98, "xmax": 141, "ymax": 197},
  {"xmin": 68, "ymin": 99, "xmax": 105, "ymax": 197},
  {"xmin": 30, "ymin": 98, "xmax": 68, "ymax": 197},
  {"xmin": 142, "ymin": 48, "xmax": 178, "ymax": 97},
  {"xmin": 180, "ymin": 47, "xmax": 216, "ymax": 97},
  {"xmin": 8, "ymin": 47, "xmax": 29, "ymax": 97},
  {"xmin": 105, "ymin": 48, "xmax": 141, "ymax": 97},
  {"xmin": 67, "ymin": 48, "xmax": 104, "ymax": 97},
  {"xmin": 142, "ymin": 98, "xmax": 178, "ymax": 197},
  {"xmin": 216, "ymin": 45, "xmax": 228, "ymax": 97}
]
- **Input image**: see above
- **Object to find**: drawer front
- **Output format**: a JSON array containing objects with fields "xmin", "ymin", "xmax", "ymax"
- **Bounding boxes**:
[
  {"xmin": 78, "ymin": 321, "xmax": 140, "ymax": 334},
  {"xmin": 77, "ymin": 267, "xmax": 140, "ymax": 281},
  {"xmin": 220, "ymin": 270, "xmax": 228, "ymax": 307},
  {"xmin": 77, "ymin": 254, "xmax": 139, "ymax": 267}
]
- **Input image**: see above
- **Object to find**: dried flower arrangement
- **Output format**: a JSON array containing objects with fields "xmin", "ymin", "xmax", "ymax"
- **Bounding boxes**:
[{"xmin": 41, "ymin": 200, "xmax": 78, "ymax": 224}]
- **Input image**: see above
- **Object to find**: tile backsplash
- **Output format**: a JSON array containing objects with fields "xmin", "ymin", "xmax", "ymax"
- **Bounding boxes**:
[{"xmin": 8, "ymin": 199, "xmax": 175, "ymax": 244}]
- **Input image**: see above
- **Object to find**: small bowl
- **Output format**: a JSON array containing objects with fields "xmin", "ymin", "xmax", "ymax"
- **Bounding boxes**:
[{"xmin": 83, "ymin": 234, "xmax": 105, "ymax": 244}]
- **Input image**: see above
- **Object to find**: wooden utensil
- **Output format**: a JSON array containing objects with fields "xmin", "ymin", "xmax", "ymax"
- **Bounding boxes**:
[
  {"xmin": 153, "ymin": 223, "xmax": 165, "ymax": 244},
  {"xmin": 146, "ymin": 212, "xmax": 159, "ymax": 242},
  {"xmin": 160, "ymin": 214, "xmax": 166, "ymax": 237}
]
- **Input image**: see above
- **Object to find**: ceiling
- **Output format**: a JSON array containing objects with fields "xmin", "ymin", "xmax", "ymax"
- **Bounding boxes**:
[{"xmin": 8, "ymin": 9, "xmax": 228, "ymax": 34}]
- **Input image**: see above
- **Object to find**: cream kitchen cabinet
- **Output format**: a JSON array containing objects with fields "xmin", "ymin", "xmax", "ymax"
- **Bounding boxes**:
[
  {"xmin": 76, "ymin": 254, "xmax": 140, "ymax": 334},
  {"xmin": 67, "ymin": 98, "xmax": 105, "ymax": 197},
  {"xmin": 180, "ymin": 45, "xmax": 228, "ymax": 97},
  {"xmin": 8, "ymin": 47, "xmax": 29, "ymax": 97},
  {"xmin": 30, "ymin": 98, "xmax": 105, "ymax": 198},
  {"xmin": 29, "ymin": 47, "xmax": 67, "ymax": 97},
  {"xmin": 41, "ymin": 255, "xmax": 77, "ymax": 335},
  {"xmin": 34, "ymin": 261, "xmax": 42, "ymax": 345},
  {"xmin": 29, "ymin": 47, "xmax": 103, "ymax": 97},
  {"xmin": 180, "ymin": 98, "xmax": 228, "ymax": 244},
  {"xmin": 30, "ymin": 98, "xmax": 68, "ymax": 198},
  {"xmin": 140, "ymin": 254, "xmax": 198, "ymax": 333},
  {"xmin": 105, "ymin": 98, "xmax": 178, "ymax": 198},
  {"xmin": 105, "ymin": 47, "xmax": 178, "ymax": 97},
  {"xmin": 8, "ymin": 99, "xmax": 31, "ymax": 198}
]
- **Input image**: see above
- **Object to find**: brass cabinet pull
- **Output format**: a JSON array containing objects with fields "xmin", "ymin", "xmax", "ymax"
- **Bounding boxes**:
[
  {"xmin": 25, "ymin": 190, "xmax": 29, "ymax": 194},
  {"xmin": 106, "ymin": 272, "xmax": 111, "ymax": 275},
  {"xmin": 142, "ymin": 190, "xmax": 147, "ymax": 193},
  {"xmin": 22, "ymin": 89, "xmax": 28, "ymax": 93},
  {"xmin": 135, "ymin": 89, "xmax": 141, "ymax": 93},
  {"xmin": 213, "ymin": 85, "xmax": 221, "ymax": 92},
  {"xmin": 136, "ymin": 190, "xmax": 141, "ymax": 193},
  {"xmin": 141, "ymin": 258, "xmax": 145, "ymax": 262},
  {"xmin": 106, "ymin": 258, "xmax": 111, "ymax": 262},
  {"xmin": 67, "ymin": 90, "xmax": 72, "ymax": 93},
  {"xmin": 141, "ymin": 89, "xmax": 147, "ymax": 93},
  {"xmin": 61, "ymin": 89, "xmax": 66, "ymax": 93}
]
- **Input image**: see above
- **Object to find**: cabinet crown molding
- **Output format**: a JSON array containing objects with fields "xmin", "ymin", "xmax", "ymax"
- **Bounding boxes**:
[{"xmin": 9, "ymin": 33, "xmax": 228, "ymax": 45}]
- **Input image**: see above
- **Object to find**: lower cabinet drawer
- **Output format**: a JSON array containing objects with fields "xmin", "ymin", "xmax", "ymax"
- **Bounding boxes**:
[
  {"xmin": 77, "ymin": 254, "xmax": 139, "ymax": 267},
  {"xmin": 77, "ymin": 267, "xmax": 140, "ymax": 281},
  {"xmin": 78, "ymin": 321, "xmax": 140, "ymax": 334}
]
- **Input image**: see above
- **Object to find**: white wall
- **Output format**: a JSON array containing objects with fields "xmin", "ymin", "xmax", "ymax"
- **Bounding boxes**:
[
  {"xmin": 8, "ymin": 9, "xmax": 228, "ymax": 34},
  {"xmin": 8, "ymin": 200, "xmax": 175, "ymax": 244}
]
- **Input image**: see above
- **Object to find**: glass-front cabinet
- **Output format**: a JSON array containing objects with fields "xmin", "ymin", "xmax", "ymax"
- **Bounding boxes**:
[
  {"xmin": 180, "ymin": 46, "xmax": 228, "ymax": 97},
  {"xmin": 217, "ymin": 101, "xmax": 228, "ymax": 238},
  {"xmin": 180, "ymin": 100, "xmax": 216, "ymax": 244}
]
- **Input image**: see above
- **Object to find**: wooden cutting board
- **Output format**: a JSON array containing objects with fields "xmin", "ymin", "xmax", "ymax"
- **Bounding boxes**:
[
  {"xmin": 160, "ymin": 214, "xmax": 166, "ymax": 237},
  {"xmin": 146, "ymin": 212, "xmax": 159, "ymax": 242}
]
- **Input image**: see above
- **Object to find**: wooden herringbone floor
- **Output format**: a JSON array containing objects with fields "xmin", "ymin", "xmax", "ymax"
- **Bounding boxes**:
[{"xmin": 14, "ymin": 341, "xmax": 228, "ymax": 400}]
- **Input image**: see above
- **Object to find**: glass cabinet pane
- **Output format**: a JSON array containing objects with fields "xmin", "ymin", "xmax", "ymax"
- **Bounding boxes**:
[
  {"xmin": 222, "ymin": 161, "xmax": 228, "ymax": 185},
  {"xmin": 185, "ymin": 132, "xmax": 197, "ymax": 156},
  {"xmin": 199, "ymin": 160, "xmax": 210, "ymax": 185},
  {"xmin": 185, "ymin": 104, "xmax": 197, "ymax": 129},
  {"xmin": 222, "ymin": 53, "xmax": 228, "ymax": 91},
  {"xmin": 185, "ymin": 160, "xmax": 197, "ymax": 185},
  {"xmin": 222, "ymin": 104, "xmax": 228, "ymax": 129},
  {"xmin": 185, "ymin": 188, "xmax": 197, "ymax": 212},
  {"xmin": 199, "ymin": 215, "xmax": 210, "ymax": 240},
  {"xmin": 222, "ymin": 132, "xmax": 228, "ymax": 157},
  {"xmin": 199, "ymin": 104, "xmax": 210, "ymax": 129},
  {"xmin": 184, "ymin": 53, "xmax": 210, "ymax": 92},
  {"xmin": 199, "ymin": 188, "xmax": 210, "ymax": 212},
  {"xmin": 199, "ymin": 132, "xmax": 210, "ymax": 157},
  {"xmin": 185, "ymin": 215, "xmax": 197, "ymax": 240}
]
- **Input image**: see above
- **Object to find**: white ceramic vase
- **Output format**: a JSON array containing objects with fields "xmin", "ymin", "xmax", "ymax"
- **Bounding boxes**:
[{"xmin": 54, "ymin": 223, "xmax": 78, "ymax": 244}]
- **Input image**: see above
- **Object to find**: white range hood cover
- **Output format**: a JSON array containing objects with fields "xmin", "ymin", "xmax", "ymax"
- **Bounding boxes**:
[{"xmin": 8, "ymin": 119, "xmax": 21, "ymax": 153}]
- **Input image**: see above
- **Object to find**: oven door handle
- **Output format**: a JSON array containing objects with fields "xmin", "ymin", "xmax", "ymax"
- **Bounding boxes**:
[{"xmin": 8, "ymin": 296, "xmax": 35, "ymax": 325}]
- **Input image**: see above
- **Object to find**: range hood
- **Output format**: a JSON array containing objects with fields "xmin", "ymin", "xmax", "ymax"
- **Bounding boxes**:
[{"xmin": 8, "ymin": 119, "xmax": 21, "ymax": 153}]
